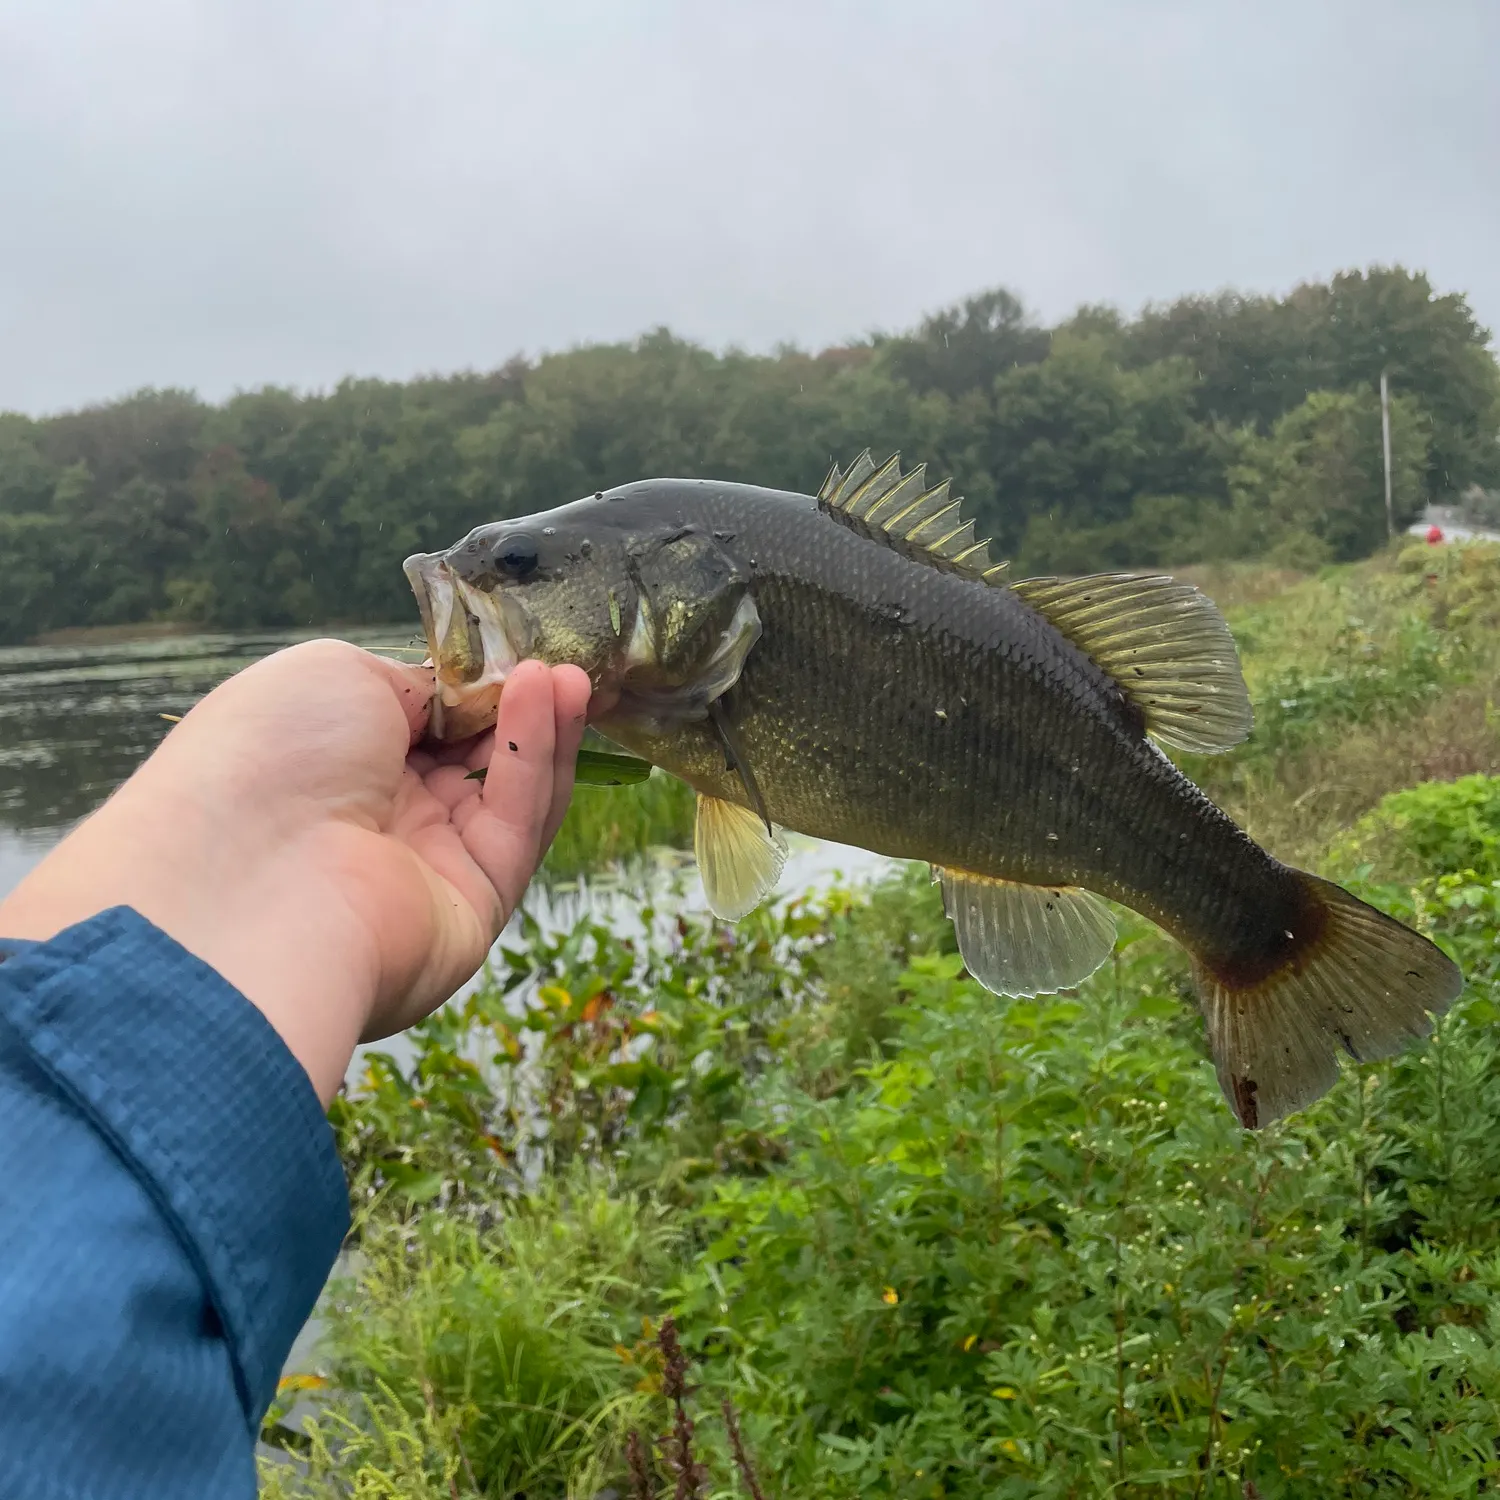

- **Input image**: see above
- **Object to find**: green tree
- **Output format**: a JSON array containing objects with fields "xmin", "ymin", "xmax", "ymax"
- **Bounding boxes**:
[
  {"xmin": 174, "ymin": 445, "xmax": 317, "ymax": 627},
  {"xmin": 1228, "ymin": 387, "xmax": 1428, "ymax": 564},
  {"xmin": 1294, "ymin": 267, "xmax": 1500, "ymax": 499},
  {"xmin": 979, "ymin": 336, "xmax": 1221, "ymax": 562},
  {"xmin": 0, "ymin": 268, "xmax": 1493, "ymax": 643},
  {"xmin": 882, "ymin": 287, "xmax": 1050, "ymax": 399},
  {"xmin": 0, "ymin": 415, "xmax": 59, "ymax": 516}
]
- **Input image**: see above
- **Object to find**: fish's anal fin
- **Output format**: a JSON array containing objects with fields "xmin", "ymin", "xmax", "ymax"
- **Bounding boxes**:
[
  {"xmin": 695, "ymin": 794, "xmax": 788, "ymax": 921},
  {"xmin": 1195, "ymin": 871, "xmax": 1462, "ymax": 1129},
  {"xmin": 1010, "ymin": 573, "xmax": 1253, "ymax": 755},
  {"xmin": 818, "ymin": 451, "xmax": 1009, "ymax": 586},
  {"xmin": 935, "ymin": 868, "xmax": 1116, "ymax": 997}
]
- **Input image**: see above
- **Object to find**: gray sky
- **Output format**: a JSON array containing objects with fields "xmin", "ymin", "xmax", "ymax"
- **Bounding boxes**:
[{"xmin": 1, "ymin": 0, "xmax": 1496, "ymax": 417}]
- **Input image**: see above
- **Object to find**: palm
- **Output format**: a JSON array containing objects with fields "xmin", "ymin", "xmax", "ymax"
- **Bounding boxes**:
[{"xmin": 231, "ymin": 648, "xmax": 590, "ymax": 1042}]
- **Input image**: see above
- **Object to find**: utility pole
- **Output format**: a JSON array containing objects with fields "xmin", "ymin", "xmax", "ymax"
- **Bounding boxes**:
[{"xmin": 1380, "ymin": 370, "xmax": 1394, "ymax": 539}]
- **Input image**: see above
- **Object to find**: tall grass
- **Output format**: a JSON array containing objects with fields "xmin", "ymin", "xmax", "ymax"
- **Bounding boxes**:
[{"xmin": 1189, "ymin": 541, "xmax": 1500, "ymax": 864}]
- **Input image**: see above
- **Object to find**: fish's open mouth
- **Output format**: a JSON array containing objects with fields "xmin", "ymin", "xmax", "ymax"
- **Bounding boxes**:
[{"xmin": 403, "ymin": 552, "xmax": 525, "ymax": 741}]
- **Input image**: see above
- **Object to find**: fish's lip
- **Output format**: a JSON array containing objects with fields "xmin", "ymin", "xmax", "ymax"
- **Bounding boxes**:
[
  {"xmin": 403, "ymin": 551, "xmax": 527, "ymax": 740},
  {"xmin": 403, "ymin": 553, "xmax": 441, "ymax": 657}
]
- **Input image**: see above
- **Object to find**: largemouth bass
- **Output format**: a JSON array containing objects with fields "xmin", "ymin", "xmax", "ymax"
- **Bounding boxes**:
[{"xmin": 403, "ymin": 452, "xmax": 1461, "ymax": 1128}]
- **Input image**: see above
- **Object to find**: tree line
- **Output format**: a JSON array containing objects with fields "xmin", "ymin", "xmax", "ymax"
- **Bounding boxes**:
[{"xmin": 1, "ymin": 266, "xmax": 1496, "ymax": 643}]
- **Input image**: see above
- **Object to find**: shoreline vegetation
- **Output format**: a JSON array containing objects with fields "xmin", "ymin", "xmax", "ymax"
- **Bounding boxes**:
[{"xmin": 255, "ymin": 539, "xmax": 1500, "ymax": 1497}]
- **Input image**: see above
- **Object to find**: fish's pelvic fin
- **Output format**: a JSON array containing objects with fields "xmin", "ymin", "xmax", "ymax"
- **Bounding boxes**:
[
  {"xmin": 695, "ymin": 794, "xmax": 788, "ymax": 921},
  {"xmin": 1010, "ymin": 572, "xmax": 1253, "ymax": 754},
  {"xmin": 1194, "ymin": 871, "xmax": 1462, "ymax": 1130},
  {"xmin": 707, "ymin": 699, "xmax": 773, "ymax": 834},
  {"xmin": 935, "ymin": 868, "xmax": 1116, "ymax": 997},
  {"xmin": 819, "ymin": 451, "xmax": 1009, "ymax": 584}
]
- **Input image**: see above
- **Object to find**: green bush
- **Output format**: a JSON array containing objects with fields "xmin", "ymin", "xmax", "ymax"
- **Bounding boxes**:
[
  {"xmin": 1329, "ymin": 775, "xmax": 1500, "ymax": 886},
  {"xmin": 271, "ymin": 857, "xmax": 1500, "ymax": 1498},
  {"xmin": 673, "ymin": 880, "xmax": 1500, "ymax": 1497}
]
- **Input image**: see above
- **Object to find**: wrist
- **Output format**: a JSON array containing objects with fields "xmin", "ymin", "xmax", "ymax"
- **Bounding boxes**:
[{"xmin": 0, "ymin": 779, "xmax": 378, "ymax": 1105}]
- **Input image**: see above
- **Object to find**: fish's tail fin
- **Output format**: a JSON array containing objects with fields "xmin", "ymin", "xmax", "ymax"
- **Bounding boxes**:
[{"xmin": 1193, "ymin": 871, "xmax": 1462, "ymax": 1129}]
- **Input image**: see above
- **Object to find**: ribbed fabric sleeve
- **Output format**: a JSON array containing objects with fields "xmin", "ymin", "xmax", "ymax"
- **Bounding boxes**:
[{"xmin": 0, "ymin": 906, "xmax": 350, "ymax": 1499}]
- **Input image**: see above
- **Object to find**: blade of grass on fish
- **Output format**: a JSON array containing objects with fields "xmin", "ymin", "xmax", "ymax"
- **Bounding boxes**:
[{"xmin": 466, "ymin": 748, "xmax": 654, "ymax": 788}]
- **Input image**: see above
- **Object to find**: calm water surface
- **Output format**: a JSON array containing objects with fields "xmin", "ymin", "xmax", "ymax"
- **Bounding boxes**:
[{"xmin": 0, "ymin": 628, "xmax": 419, "ymax": 898}]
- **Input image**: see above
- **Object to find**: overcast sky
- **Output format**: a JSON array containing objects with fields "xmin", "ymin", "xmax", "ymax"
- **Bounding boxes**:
[{"xmin": 1, "ymin": 0, "xmax": 1496, "ymax": 417}]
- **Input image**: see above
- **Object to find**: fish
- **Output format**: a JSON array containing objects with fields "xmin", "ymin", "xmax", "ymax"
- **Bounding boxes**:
[{"xmin": 402, "ymin": 451, "xmax": 1462, "ymax": 1128}]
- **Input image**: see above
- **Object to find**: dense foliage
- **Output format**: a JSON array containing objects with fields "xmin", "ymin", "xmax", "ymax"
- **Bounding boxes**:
[
  {"xmin": 6, "ymin": 267, "xmax": 1498, "ymax": 643},
  {"xmin": 258, "ymin": 545, "xmax": 1500, "ymax": 1497}
]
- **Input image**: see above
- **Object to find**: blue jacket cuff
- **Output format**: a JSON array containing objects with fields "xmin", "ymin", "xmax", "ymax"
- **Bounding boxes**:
[{"xmin": 0, "ymin": 906, "xmax": 350, "ymax": 1423}]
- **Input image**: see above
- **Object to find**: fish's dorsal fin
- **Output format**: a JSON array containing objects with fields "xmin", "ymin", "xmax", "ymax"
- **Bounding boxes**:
[
  {"xmin": 818, "ymin": 450, "xmax": 1009, "ymax": 584},
  {"xmin": 935, "ymin": 869, "xmax": 1116, "ymax": 997},
  {"xmin": 1010, "ymin": 573, "xmax": 1253, "ymax": 756}
]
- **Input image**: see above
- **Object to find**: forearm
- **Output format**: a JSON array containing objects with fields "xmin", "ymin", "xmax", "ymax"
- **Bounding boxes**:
[
  {"xmin": 0, "ymin": 752, "xmax": 389, "ymax": 1104},
  {"xmin": 0, "ymin": 909, "xmax": 349, "ymax": 1498}
]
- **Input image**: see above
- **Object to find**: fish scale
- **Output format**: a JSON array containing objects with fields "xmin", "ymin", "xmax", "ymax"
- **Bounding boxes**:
[
  {"xmin": 633, "ymin": 484, "xmax": 1272, "ymax": 965},
  {"xmin": 404, "ymin": 459, "xmax": 1462, "ymax": 1129}
]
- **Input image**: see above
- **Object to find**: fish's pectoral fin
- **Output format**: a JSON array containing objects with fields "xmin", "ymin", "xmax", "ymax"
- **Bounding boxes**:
[
  {"xmin": 696, "ymin": 794, "xmax": 788, "ymax": 921},
  {"xmin": 935, "ymin": 868, "xmax": 1116, "ymax": 997},
  {"xmin": 1010, "ymin": 573, "xmax": 1253, "ymax": 755}
]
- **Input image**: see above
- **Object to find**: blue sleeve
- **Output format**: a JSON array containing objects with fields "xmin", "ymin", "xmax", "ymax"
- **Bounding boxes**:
[{"xmin": 0, "ymin": 907, "xmax": 350, "ymax": 1499}]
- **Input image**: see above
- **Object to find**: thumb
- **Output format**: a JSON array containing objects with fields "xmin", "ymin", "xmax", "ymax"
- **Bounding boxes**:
[{"xmin": 363, "ymin": 652, "xmax": 436, "ymax": 746}]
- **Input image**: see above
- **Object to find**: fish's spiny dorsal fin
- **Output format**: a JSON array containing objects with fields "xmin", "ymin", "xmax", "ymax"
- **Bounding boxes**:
[
  {"xmin": 818, "ymin": 450, "xmax": 1009, "ymax": 584},
  {"xmin": 1010, "ymin": 573, "xmax": 1253, "ymax": 755}
]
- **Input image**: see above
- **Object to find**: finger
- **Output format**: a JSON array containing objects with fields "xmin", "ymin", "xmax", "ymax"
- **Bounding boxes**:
[
  {"xmin": 540, "ymin": 665, "xmax": 592, "ymax": 850},
  {"xmin": 450, "ymin": 660, "xmax": 560, "ymax": 919},
  {"xmin": 586, "ymin": 682, "xmax": 621, "ymax": 722},
  {"xmin": 361, "ymin": 653, "xmax": 436, "ymax": 746}
]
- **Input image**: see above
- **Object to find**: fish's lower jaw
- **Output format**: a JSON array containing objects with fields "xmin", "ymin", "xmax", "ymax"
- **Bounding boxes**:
[
  {"xmin": 432, "ymin": 681, "xmax": 505, "ymax": 741},
  {"xmin": 404, "ymin": 554, "xmax": 522, "ymax": 742}
]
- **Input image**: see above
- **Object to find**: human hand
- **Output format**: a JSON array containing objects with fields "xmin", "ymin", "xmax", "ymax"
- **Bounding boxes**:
[{"xmin": 0, "ymin": 640, "xmax": 591, "ymax": 1102}]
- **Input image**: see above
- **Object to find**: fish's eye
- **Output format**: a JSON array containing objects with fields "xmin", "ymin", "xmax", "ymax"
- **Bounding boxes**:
[{"xmin": 494, "ymin": 533, "xmax": 539, "ymax": 579}]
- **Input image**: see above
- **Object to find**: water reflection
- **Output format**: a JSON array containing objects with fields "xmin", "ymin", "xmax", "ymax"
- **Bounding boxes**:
[{"xmin": 0, "ymin": 628, "xmax": 416, "ymax": 894}]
